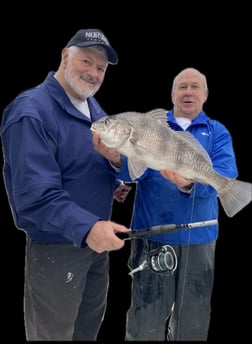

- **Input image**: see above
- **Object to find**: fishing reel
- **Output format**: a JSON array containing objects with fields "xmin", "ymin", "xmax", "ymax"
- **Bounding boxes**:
[
  {"xmin": 129, "ymin": 244, "xmax": 177, "ymax": 276},
  {"xmin": 148, "ymin": 244, "xmax": 177, "ymax": 273}
]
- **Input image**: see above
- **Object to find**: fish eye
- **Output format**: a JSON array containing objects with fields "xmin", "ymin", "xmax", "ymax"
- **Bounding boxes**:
[{"xmin": 104, "ymin": 119, "xmax": 110, "ymax": 125}]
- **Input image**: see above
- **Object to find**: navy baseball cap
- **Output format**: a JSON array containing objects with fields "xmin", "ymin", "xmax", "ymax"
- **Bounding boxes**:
[{"xmin": 66, "ymin": 29, "xmax": 118, "ymax": 65}]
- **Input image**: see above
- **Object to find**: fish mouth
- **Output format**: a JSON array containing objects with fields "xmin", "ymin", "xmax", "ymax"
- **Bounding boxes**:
[{"xmin": 90, "ymin": 124, "xmax": 99, "ymax": 133}]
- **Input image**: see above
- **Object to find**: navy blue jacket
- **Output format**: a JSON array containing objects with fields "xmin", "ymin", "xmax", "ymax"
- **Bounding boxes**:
[{"xmin": 1, "ymin": 72, "xmax": 118, "ymax": 247}]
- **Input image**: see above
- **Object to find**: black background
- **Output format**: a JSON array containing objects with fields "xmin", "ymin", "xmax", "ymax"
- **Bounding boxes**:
[{"xmin": 1, "ymin": 4, "xmax": 251, "ymax": 342}]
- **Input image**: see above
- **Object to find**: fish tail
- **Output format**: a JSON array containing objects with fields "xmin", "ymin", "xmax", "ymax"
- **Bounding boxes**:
[{"xmin": 219, "ymin": 179, "xmax": 252, "ymax": 217}]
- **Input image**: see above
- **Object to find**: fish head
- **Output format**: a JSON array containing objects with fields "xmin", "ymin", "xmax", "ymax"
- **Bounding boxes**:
[{"xmin": 91, "ymin": 115, "xmax": 132, "ymax": 148}]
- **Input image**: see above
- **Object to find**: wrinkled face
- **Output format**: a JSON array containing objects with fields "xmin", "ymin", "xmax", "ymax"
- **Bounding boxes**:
[
  {"xmin": 63, "ymin": 46, "xmax": 108, "ymax": 100},
  {"xmin": 91, "ymin": 116, "xmax": 132, "ymax": 148},
  {"xmin": 171, "ymin": 68, "xmax": 208, "ymax": 119}
]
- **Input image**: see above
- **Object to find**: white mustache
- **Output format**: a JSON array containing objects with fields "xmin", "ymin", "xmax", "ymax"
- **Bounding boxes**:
[{"xmin": 81, "ymin": 73, "xmax": 97, "ymax": 85}]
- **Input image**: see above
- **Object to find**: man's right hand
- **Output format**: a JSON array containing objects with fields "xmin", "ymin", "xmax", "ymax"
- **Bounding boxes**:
[{"xmin": 86, "ymin": 220, "xmax": 130, "ymax": 253}]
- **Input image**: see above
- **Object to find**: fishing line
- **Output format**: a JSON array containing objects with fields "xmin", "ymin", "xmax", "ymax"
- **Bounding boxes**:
[{"xmin": 176, "ymin": 184, "xmax": 196, "ymax": 338}]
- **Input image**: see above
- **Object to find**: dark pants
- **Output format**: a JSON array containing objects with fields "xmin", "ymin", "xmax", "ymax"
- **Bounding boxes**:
[
  {"xmin": 24, "ymin": 237, "xmax": 109, "ymax": 341},
  {"xmin": 125, "ymin": 239, "xmax": 216, "ymax": 341}
]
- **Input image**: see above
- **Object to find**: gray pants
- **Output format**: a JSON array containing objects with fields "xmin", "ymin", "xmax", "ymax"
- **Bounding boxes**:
[
  {"xmin": 24, "ymin": 237, "xmax": 109, "ymax": 341},
  {"xmin": 126, "ymin": 239, "xmax": 216, "ymax": 341}
]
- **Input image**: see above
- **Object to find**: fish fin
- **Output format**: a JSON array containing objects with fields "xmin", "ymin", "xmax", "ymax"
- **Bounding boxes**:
[
  {"xmin": 128, "ymin": 157, "xmax": 148, "ymax": 180},
  {"xmin": 219, "ymin": 179, "xmax": 252, "ymax": 217},
  {"xmin": 145, "ymin": 108, "xmax": 168, "ymax": 125}
]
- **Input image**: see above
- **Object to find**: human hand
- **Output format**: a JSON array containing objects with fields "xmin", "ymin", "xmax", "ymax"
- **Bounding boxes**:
[
  {"xmin": 86, "ymin": 220, "xmax": 130, "ymax": 253},
  {"xmin": 92, "ymin": 132, "xmax": 121, "ymax": 167},
  {"xmin": 113, "ymin": 183, "xmax": 132, "ymax": 203},
  {"xmin": 160, "ymin": 169, "xmax": 193, "ymax": 189}
]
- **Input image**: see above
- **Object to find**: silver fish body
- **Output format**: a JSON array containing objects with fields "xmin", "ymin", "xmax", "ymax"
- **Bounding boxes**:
[{"xmin": 91, "ymin": 108, "xmax": 252, "ymax": 217}]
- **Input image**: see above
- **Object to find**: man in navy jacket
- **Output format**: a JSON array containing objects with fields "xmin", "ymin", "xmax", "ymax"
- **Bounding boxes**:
[{"xmin": 1, "ymin": 28, "xmax": 129, "ymax": 341}]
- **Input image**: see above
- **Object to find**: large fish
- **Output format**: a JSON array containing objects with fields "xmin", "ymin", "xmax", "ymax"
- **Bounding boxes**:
[{"xmin": 91, "ymin": 108, "xmax": 252, "ymax": 217}]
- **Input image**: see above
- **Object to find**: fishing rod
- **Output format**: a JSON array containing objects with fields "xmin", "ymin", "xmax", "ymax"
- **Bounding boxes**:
[
  {"xmin": 117, "ymin": 219, "xmax": 218, "ymax": 240},
  {"xmin": 117, "ymin": 219, "xmax": 218, "ymax": 275}
]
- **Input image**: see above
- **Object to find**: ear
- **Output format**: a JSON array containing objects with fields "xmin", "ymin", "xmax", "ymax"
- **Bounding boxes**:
[
  {"xmin": 61, "ymin": 47, "xmax": 69, "ymax": 66},
  {"xmin": 203, "ymin": 90, "xmax": 209, "ymax": 103},
  {"xmin": 171, "ymin": 91, "xmax": 175, "ymax": 105}
]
